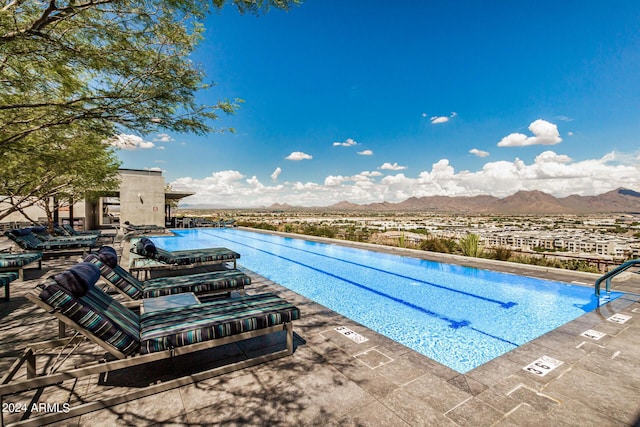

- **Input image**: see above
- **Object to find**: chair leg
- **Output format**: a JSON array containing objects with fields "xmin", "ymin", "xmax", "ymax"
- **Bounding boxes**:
[
  {"xmin": 285, "ymin": 322, "xmax": 293, "ymax": 355},
  {"xmin": 26, "ymin": 352, "xmax": 36, "ymax": 379}
]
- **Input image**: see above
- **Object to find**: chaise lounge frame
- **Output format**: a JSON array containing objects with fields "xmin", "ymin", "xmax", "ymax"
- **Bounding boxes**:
[{"xmin": 0, "ymin": 289, "xmax": 295, "ymax": 427}]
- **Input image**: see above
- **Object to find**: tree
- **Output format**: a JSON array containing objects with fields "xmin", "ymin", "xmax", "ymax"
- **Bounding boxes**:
[
  {"xmin": 0, "ymin": 0, "xmax": 300, "ymax": 224},
  {"xmin": 0, "ymin": 126, "xmax": 121, "ymax": 223},
  {"xmin": 0, "ymin": 0, "xmax": 300, "ymax": 147}
]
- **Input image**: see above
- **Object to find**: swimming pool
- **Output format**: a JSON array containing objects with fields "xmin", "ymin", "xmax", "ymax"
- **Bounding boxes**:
[{"xmin": 151, "ymin": 228, "xmax": 621, "ymax": 373}]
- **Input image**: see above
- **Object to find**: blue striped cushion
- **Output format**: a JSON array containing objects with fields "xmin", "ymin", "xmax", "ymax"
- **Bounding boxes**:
[
  {"xmin": 86, "ymin": 254, "xmax": 249, "ymax": 299},
  {"xmin": 38, "ymin": 280, "xmax": 140, "ymax": 355},
  {"xmin": 153, "ymin": 247, "xmax": 241, "ymax": 266},
  {"xmin": 82, "ymin": 288, "xmax": 140, "ymax": 338},
  {"xmin": 85, "ymin": 254, "xmax": 143, "ymax": 299},
  {"xmin": 141, "ymin": 270, "xmax": 250, "ymax": 298},
  {"xmin": 0, "ymin": 272, "xmax": 19, "ymax": 286},
  {"xmin": 0, "ymin": 252, "xmax": 43, "ymax": 268},
  {"xmin": 139, "ymin": 293, "xmax": 300, "ymax": 354}
]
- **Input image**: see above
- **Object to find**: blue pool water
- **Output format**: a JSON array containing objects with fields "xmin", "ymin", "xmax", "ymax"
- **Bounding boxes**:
[{"xmin": 151, "ymin": 228, "xmax": 621, "ymax": 373}]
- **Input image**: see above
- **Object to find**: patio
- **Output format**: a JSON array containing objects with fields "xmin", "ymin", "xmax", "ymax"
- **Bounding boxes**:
[{"xmin": 1, "ymin": 240, "xmax": 639, "ymax": 426}]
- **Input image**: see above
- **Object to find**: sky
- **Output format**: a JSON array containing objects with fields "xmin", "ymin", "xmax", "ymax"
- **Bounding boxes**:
[{"xmin": 115, "ymin": 0, "xmax": 640, "ymax": 208}]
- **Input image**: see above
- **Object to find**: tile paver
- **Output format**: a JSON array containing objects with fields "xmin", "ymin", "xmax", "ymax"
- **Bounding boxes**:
[{"xmin": 1, "ymin": 237, "xmax": 639, "ymax": 426}]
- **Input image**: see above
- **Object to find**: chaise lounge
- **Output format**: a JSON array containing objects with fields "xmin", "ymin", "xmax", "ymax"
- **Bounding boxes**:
[
  {"xmin": 4, "ymin": 228, "xmax": 97, "ymax": 252},
  {"xmin": 86, "ymin": 246, "xmax": 250, "ymax": 299},
  {"xmin": 0, "ymin": 262, "xmax": 300, "ymax": 425},
  {"xmin": 131, "ymin": 237, "xmax": 240, "ymax": 268},
  {"xmin": 0, "ymin": 252, "xmax": 43, "ymax": 280}
]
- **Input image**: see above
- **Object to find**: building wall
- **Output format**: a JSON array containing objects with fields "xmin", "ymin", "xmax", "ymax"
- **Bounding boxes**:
[
  {"xmin": 118, "ymin": 169, "xmax": 165, "ymax": 227},
  {"xmin": 1, "ymin": 169, "xmax": 167, "ymax": 229}
]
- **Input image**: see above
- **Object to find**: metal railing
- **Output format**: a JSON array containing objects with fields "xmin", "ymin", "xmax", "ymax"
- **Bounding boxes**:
[{"xmin": 594, "ymin": 258, "xmax": 640, "ymax": 298}]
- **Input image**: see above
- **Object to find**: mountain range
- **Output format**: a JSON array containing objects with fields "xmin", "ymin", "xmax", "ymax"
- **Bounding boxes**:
[{"xmin": 271, "ymin": 188, "xmax": 640, "ymax": 214}]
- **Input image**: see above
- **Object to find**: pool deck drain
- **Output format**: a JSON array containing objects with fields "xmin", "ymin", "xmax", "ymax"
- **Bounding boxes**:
[{"xmin": 0, "ymin": 237, "xmax": 639, "ymax": 425}]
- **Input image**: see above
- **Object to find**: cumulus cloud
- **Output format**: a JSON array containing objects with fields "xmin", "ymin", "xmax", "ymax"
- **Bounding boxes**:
[
  {"xmin": 469, "ymin": 148, "xmax": 490, "ymax": 158},
  {"xmin": 379, "ymin": 162, "xmax": 407, "ymax": 171},
  {"xmin": 497, "ymin": 119, "xmax": 563, "ymax": 147},
  {"xmin": 430, "ymin": 116, "xmax": 449, "ymax": 124},
  {"xmin": 333, "ymin": 138, "xmax": 358, "ymax": 147},
  {"xmin": 358, "ymin": 149, "xmax": 373, "ymax": 156},
  {"xmin": 359, "ymin": 171, "xmax": 383, "ymax": 177},
  {"xmin": 270, "ymin": 167, "xmax": 282, "ymax": 181},
  {"xmin": 567, "ymin": 131, "xmax": 574, "ymax": 136},
  {"xmin": 107, "ymin": 134, "xmax": 155, "ymax": 150},
  {"xmin": 170, "ymin": 151, "xmax": 640, "ymax": 208},
  {"xmin": 285, "ymin": 151, "xmax": 313, "ymax": 161},
  {"xmin": 430, "ymin": 112, "xmax": 457, "ymax": 124},
  {"xmin": 144, "ymin": 166, "xmax": 163, "ymax": 172},
  {"xmin": 153, "ymin": 133, "xmax": 174, "ymax": 142}
]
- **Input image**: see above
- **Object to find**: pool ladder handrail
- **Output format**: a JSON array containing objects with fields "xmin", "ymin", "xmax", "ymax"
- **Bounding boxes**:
[{"xmin": 595, "ymin": 258, "xmax": 640, "ymax": 297}]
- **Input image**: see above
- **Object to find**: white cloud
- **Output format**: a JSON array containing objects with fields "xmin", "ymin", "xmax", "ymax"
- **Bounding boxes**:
[
  {"xmin": 144, "ymin": 166, "xmax": 163, "ymax": 172},
  {"xmin": 497, "ymin": 119, "xmax": 563, "ymax": 147},
  {"xmin": 430, "ymin": 112, "xmax": 456, "ymax": 124},
  {"xmin": 285, "ymin": 151, "xmax": 313, "ymax": 161},
  {"xmin": 324, "ymin": 175, "xmax": 348, "ymax": 186},
  {"xmin": 333, "ymin": 138, "xmax": 358, "ymax": 147},
  {"xmin": 567, "ymin": 131, "xmax": 574, "ymax": 136},
  {"xmin": 170, "ymin": 151, "xmax": 640, "ymax": 207},
  {"xmin": 293, "ymin": 181, "xmax": 320, "ymax": 191},
  {"xmin": 358, "ymin": 149, "xmax": 373, "ymax": 156},
  {"xmin": 469, "ymin": 148, "xmax": 490, "ymax": 158},
  {"xmin": 107, "ymin": 134, "xmax": 155, "ymax": 150},
  {"xmin": 153, "ymin": 133, "xmax": 174, "ymax": 142},
  {"xmin": 421, "ymin": 113, "xmax": 428, "ymax": 117},
  {"xmin": 270, "ymin": 167, "xmax": 282, "ymax": 181},
  {"xmin": 430, "ymin": 116, "xmax": 449, "ymax": 124},
  {"xmin": 379, "ymin": 162, "xmax": 407, "ymax": 171}
]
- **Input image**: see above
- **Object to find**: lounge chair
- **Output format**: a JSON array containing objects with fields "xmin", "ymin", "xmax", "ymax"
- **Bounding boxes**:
[
  {"xmin": 56, "ymin": 223, "xmax": 115, "ymax": 244},
  {"xmin": 131, "ymin": 237, "xmax": 240, "ymax": 268},
  {"xmin": 0, "ymin": 252, "xmax": 43, "ymax": 280},
  {"xmin": 0, "ymin": 271, "xmax": 18, "ymax": 301},
  {"xmin": 0, "ymin": 262, "xmax": 300, "ymax": 425},
  {"xmin": 122, "ymin": 221, "xmax": 165, "ymax": 234},
  {"xmin": 4, "ymin": 228, "xmax": 97, "ymax": 252},
  {"xmin": 85, "ymin": 246, "xmax": 250, "ymax": 299}
]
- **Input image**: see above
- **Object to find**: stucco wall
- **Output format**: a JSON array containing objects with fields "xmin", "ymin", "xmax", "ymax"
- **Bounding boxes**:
[{"xmin": 118, "ymin": 169, "xmax": 165, "ymax": 227}]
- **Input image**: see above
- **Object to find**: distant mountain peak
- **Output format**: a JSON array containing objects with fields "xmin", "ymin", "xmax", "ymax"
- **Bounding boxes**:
[{"xmin": 617, "ymin": 188, "xmax": 640, "ymax": 198}]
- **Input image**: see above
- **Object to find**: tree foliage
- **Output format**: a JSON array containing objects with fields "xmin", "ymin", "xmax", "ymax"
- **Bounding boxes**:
[
  {"xmin": 0, "ymin": 126, "xmax": 121, "ymax": 222},
  {"xmin": 0, "ymin": 0, "xmax": 300, "ymax": 222},
  {"xmin": 459, "ymin": 233, "xmax": 483, "ymax": 257}
]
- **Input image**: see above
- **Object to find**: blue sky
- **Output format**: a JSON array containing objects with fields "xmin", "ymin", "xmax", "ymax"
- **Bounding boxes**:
[{"xmin": 115, "ymin": 1, "xmax": 640, "ymax": 207}]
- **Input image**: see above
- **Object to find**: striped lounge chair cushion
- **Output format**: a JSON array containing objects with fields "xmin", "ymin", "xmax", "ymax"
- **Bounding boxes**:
[
  {"xmin": 140, "ymin": 269, "xmax": 251, "ymax": 298},
  {"xmin": 0, "ymin": 272, "xmax": 19, "ymax": 286},
  {"xmin": 85, "ymin": 254, "xmax": 250, "ymax": 299},
  {"xmin": 139, "ymin": 293, "xmax": 300, "ymax": 354},
  {"xmin": 85, "ymin": 254, "xmax": 144, "ymax": 299},
  {"xmin": 37, "ymin": 280, "xmax": 140, "ymax": 355},
  {"xmin": 154, "ymin": 247, "xmax": 241, "ymax": 266},
  {"xmin": 0, "ymin": 252, "xmax": 43, "ymax": 268}
]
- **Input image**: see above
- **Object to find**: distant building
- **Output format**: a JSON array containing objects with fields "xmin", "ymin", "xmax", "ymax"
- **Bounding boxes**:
[{"xmin": 1, "ymin": 169, "xmax": 193, "ymax": 230}]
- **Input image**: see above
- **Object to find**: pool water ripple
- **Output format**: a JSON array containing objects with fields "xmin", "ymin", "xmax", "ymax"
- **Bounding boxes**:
[{"xmin": 150, "ymin": 228, "xmax": 621, "ymax": 373}]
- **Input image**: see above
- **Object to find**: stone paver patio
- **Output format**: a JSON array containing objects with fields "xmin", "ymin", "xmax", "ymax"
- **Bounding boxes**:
[{"xmin": 1, "ymin": 234, "xmax": 639, "ymax": 426}]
